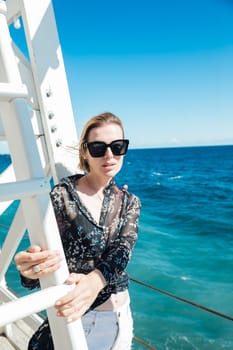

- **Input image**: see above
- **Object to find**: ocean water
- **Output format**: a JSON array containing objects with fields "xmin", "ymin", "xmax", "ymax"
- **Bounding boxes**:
[{"xmin": 1, "ymin": 145, "xmax": 233, "ymax": 350}]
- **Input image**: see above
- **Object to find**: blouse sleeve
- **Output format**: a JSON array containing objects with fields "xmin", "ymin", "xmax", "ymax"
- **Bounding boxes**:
[
  {"xmin": 20, "ymin": 274, "xmax": 40, "ymax": 290},
  {"xmin": 96, "ymin": 193, "xmax": 141, "ymax": 284},
  {"xmin": 49, "ymin": 184, "xmax": 71, "ymax": 235}
]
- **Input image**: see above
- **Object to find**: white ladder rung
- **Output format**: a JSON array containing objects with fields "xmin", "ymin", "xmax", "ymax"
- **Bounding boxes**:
[
  {"xmin": 0, "ymin": 284, "xmax": 73, "ymax": 328},
  {"xmin": 0, "ymin": 83, "xmax": 28, "ymax": 101},
  {"xmin": 0, "ymin": 178, "xmax": 51, "ymax": 202}
]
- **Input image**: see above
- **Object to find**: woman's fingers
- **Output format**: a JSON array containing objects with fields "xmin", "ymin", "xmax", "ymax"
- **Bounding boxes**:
[
  {"xmin": 22, "ymin": 254, "xmax": 62, "ymax": 277},
  {"xmin": 66, "ymin": 273, "xmax": 82, "ymax": 285},
  {"xmin": 55, "ymin": 290, "xmax": 87, "ymax": 322},
  {"xmin": 15, "ymin": 246, "xmax": 62, "ymax": 278},
  {"xmin": 57, "ymin": 302, "xmax": 87, "ymax": 323},
  {"xmin": 27, "ymin": 245, "xmax": 42, "ymax": 253},
  {"xmin": 55, "ymin": 273, "xmax": 101, "ymax": 322},
  {"xmin": 15, "ymin": 248, "xmax": 51, "ymax": 265}
]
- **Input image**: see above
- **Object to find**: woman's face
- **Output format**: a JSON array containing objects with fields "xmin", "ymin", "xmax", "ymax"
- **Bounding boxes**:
[{"xmin": 85, "ymin": 123, "xmax": 125, "ymax": 179}]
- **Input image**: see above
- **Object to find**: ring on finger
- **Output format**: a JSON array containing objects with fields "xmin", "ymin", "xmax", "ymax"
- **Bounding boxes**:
[{"xmin": 32, "ymin": 265, "xmax": 41, "ymax": 273}]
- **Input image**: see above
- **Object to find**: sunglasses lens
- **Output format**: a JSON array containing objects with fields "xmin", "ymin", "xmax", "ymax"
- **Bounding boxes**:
[
  {"xmin": 111, "ymin": 140, "xmax": 129, "ymax": 155},
  {"xmin": 88, "ymin": 142, "xmax": 106, "ymax": 157}
]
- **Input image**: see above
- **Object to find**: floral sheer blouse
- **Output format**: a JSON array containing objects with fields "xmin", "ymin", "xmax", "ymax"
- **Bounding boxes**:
[{"xmin": 21, "ymin": 174, "xmax": 141, "ymax": 309}]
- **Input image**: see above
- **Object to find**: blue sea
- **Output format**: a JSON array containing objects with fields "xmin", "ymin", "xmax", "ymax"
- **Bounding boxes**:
[{"xmin": 1, "ymin": 145, "xmax": 233, "ymax": 350}]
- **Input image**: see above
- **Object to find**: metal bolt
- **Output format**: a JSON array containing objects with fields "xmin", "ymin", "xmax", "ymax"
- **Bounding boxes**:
[
  {"xmin": 56, "ymin": 139, "xmax": 62, "ymax": 147},
  {"xmin": 51, "ymin": 125, "xmax": 57, "ymax": 133},
  {"xmin": 48, "ymin": 111, "xmax": 54, "ymax": 119},
  {"xmin": 46, "ymin": 89, "xmax": 52, "ymax": 97}
]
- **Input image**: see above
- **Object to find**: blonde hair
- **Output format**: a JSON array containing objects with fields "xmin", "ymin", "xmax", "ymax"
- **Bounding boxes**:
[{"xmin": 79, "ymin": 112, "xmax": 124, "ymax": 172}]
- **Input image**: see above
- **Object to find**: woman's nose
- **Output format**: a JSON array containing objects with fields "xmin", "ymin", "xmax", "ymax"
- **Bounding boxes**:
[{"xmin": 104, "ymin": 146, "xmax": 113, "ymax": 158}]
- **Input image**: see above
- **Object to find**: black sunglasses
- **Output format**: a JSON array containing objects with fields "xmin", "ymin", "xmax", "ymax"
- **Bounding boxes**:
[{"xmin": 85, "ymin": 139, "xmax": 129, "ymax": 158}]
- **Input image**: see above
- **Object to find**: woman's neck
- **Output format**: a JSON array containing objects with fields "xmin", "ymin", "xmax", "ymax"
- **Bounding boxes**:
[{"xmin": 85, "ymin": 174, "xmax": 111, "ymax": 193}]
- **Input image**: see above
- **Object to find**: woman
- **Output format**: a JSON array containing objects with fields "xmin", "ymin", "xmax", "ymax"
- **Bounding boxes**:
[{"xmin": 15, "ymin": 112, "xmax": 141, "ymax": 350}]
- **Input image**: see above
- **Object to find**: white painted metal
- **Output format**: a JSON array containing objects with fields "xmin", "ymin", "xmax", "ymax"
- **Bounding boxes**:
[
  {"xmin": 0, "ymin": 177, "xmax": 51, "ymax": 201},
  {"xmin": 0, "ymin": 284, "xmax": 75, "ymax": 328},
  {"xmin": 0, "ymin": 118, "xmax": 5, "ymax": 139},
  {"xmin": 0, "ymin": 83, "xmax": 28, "ymax": 101},
  {"xmin": 0, "ymin": 205, "xmax": 25, "ymax": 283},
  {"xmin": 0, "ymin": 3, "xmax": 21, "ymax": 84},
  {"xmin": 20, "ymin": 0, "xmax": 79, "ymax": 182},
  {"xmin": 4, "ymin": 0, "xmax": 21, "ymax": 24},
  {"xmin": 12, "ymin": 43, "xmax": 39, "ymax": 108},
  {"xmin": 0, "ymin": 164, "xmax": 15, "ymax": 214},
  {"xmin": 0, "ymin": 0, "xmax": 88, "ymax": 348},
  {"xmin": 0, "ymin": 286, "xmax": 43, "ymax": 332}
]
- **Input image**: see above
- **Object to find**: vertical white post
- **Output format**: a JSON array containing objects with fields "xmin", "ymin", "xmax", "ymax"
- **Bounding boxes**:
[
  {"xmin": 0, "ymin": 2, "xmax": 88, "ymax": 348},
  {"xmin": 21, "ymin": 0, "xmax": 79, "ymax": 182}
]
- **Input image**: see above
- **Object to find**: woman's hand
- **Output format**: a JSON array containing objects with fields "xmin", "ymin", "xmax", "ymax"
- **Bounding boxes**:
[
  {"xmin": 15, "ymin": 245, "xmax": 62, "ymax": 279},
  {"xmin": 55, "ymin": 270, "xmax": 106, "ymax": 322}
]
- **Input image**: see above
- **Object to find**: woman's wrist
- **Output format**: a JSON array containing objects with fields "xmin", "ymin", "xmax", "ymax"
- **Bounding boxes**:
[{"xmin": 89, "ymin": 269, "xmax": 107, "ymax": 292}]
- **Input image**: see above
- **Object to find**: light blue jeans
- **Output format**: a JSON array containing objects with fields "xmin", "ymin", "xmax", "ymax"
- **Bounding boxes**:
[{"xmin": 81, "ymin": 301, "xmax": 133, "ymax": 350}]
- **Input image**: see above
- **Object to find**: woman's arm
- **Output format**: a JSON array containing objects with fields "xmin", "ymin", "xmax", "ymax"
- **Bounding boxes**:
[{"xmin": 96, "ymin": 194, "xmax": 141, "ymax": 284}]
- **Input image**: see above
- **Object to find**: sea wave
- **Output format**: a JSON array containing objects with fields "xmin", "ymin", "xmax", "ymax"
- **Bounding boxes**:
[{"xmin": 2, "ymin": 146, "xmax": 233, "ymax": 350}]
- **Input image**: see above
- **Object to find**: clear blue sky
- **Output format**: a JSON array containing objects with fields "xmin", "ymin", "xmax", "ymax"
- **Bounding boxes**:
[{"xmin": 7, "ymin": 0, "xmax": 233, "ymax": 149}]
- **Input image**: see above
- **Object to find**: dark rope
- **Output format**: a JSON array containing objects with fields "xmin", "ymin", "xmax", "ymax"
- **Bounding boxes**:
[
  {"xmin": 130, "ymin": 277, "xmax": 233, "ymax": 322},
  {"xmin": 0, "ymin": 223, "xmax": 9, "ymax": 229},
  {"xmin": 133, "ymin": 335, "xmax": 157, "ymax": 350}
]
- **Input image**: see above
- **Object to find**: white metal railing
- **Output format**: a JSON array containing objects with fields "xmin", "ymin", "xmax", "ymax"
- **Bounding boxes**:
[
  {"xmin": 0, "ymin": 205, "xmax": 25, "ymax": 282},
  {"xmin": 0, "ymin": 284, "xmax": 74, "ymax": 328},
  {"xmin": 0, "ymin": 82, "xmax": 28, "ymax": 100},
  {"xmin": 0, "ymin": 177, "xmax": 51, "ymax": 202},
  {"xmin": 0, "ymin": 285, "xmax": 43, "ymax": 332},
  {"xmin": 0, "ymin": 164, "xmax": 15, "ymax": 215},
  {"xmin": 0, "ymin": 0, "xmax": 88, "ymax": 348}
]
